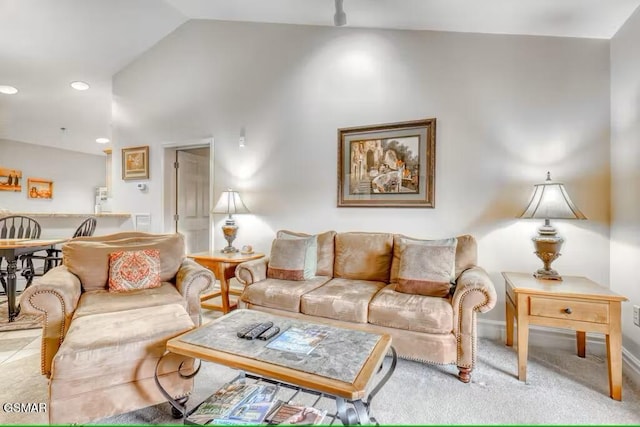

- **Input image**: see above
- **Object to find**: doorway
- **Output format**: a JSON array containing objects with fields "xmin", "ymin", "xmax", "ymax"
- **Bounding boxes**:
[{"xmin": 162, "ymin": 139, "xmax": 214, "ymax": 254}]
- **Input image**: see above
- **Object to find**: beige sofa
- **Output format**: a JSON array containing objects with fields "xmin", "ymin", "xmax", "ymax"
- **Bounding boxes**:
[
  {"xmin": 20, "ymin": 232, "xmax": 214, "ymax": 424},
  {"xmin": 235, "ymin": 231, "xmax": 496, "ymax": 382}
]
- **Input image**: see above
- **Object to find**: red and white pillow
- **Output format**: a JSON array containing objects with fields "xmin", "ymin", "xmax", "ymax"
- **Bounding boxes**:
[{"xmin": 108, "ymin": 249, "xmax": 161, "ymax": 292}]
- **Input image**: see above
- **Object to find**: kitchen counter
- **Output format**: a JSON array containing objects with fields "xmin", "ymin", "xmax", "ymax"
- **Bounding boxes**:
[{"xmin": 0, "ymin": 212, "xmax": 131, "ymax": 218}]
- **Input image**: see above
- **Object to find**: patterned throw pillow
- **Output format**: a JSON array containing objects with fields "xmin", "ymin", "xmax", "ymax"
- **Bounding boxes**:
[
  {"xmin": 396, "ymin": 238, "xmax": 457, "ymax": 297},
  {"xmin": 108, "ymin": 249, "xmax": 161, "ymax": 292},
  {"xmin": 267, "ymin": 236, "xmax": 318, "ymax": 281}
]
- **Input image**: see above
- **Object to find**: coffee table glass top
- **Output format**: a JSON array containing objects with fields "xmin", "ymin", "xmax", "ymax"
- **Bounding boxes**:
[{"xmin": 179, "ymin": 309, "xmax": 382, "ymax": 383}]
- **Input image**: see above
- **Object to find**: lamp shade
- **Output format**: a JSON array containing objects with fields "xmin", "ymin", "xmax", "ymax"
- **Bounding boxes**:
[
  {"xmin": 518, "ymin": 172, "xmax": 586, "ymax": 220},
  {"xmin": 212, "ymin": 189, "xmax": 249, "ymax": 216}
]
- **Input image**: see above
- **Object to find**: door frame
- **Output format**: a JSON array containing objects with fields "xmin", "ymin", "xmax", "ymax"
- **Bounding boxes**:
[{"xmin": 161, "ymin": 138, "xmax": 215, "ymax": 251}]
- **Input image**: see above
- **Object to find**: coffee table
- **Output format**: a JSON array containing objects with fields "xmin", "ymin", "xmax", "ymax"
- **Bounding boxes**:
[{"xmin": 155, "ymin": 309, "xmax": 397, "ymax": 425}]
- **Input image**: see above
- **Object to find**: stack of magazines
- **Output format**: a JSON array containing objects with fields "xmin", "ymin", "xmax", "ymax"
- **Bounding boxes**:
[
  {"xmin": 186, "ymin": 382, "xmax": 277, "ymax": 425},
  {"xmin": 186, "ymin": 380, "xmax": 327, "ymax": 425}
]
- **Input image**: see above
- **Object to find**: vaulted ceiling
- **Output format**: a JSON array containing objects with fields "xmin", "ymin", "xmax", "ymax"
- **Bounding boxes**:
[{"xmin": 1, "ymin": 0, "xmax": 638, "ymax": 155}]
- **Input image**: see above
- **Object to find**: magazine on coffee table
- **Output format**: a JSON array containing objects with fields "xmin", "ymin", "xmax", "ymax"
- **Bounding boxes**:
[
  {"xmin": 185, "ymin": 382, "xmax": 261, "ymax": 424},
  {"xmin": 211, "ymin": 384, "xmax": 278, "ymax": 425},
  {"xmin": 265, "ymin": 327, "xmax": 328, "ymax": 355},
  {"xmin": 266, "ymin": 401, "xmax": 327, "ymax": 425}
]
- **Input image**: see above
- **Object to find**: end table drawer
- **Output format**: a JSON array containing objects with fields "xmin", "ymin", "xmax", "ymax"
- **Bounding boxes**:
[{"xmin": 529, "ymin": 297, "xmax": 609, "ymax": 324}]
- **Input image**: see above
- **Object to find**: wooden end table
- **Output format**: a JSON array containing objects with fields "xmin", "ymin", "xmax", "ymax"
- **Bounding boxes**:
[
  {"xmin": 502, "ymin": 271, "xmax": 627, "ymax": 400},
  {"xmin": 189, "ymin": 251, "xmax": 265, "ymax": 314}
]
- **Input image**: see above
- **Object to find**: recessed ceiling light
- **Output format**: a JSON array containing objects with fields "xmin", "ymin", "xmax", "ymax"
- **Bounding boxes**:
[
  {"xmin": 70, "ymin": 81, "xmax": 90, "ymax": 91},
  {"xmin": 0, "ymin": 85, "xmax": 18, "ymax": 95},
  {"xmin": 96, "ymin": 137, "xmax": 110, "ymax": 144}
]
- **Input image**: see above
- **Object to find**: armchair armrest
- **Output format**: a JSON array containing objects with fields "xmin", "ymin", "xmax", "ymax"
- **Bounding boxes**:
[
  {"xmin": 175, "ymin": 258, "xmax": 215, "ymax": 326},
  {"xmin": 235, "ymin": 257, "xmax": 269, "ymax": 286},
  {"xmin": 20, "ymin": 266, "xmax": 82, "ymax": 377},
  {"xmin": 451, "ymin": 266, "xmax": 497, "ymax": 377}
]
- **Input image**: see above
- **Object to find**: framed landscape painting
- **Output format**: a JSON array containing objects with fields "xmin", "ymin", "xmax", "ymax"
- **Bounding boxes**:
[
  {"xmin": 337, "ymin": 118, "xmax": 436, "ymax": 207},
  {"xmin": 122, "ymin": 145, "xmax": 149, "ymax": 180}
]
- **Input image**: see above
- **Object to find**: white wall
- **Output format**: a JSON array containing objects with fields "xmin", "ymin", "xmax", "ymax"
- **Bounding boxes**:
[
  {"xmin": 0, "ymin": 139, "xmax": 134, "ymax": 237},
  {"xmin": 0, "ymin": 138, "xmax": 105, "ymax": 213},
  {"xmin": 112, "ymin": 21, "xmax": 611, "ymax": 323},
  {"xmin": 611, "ymin": 8, "xmax": 640, "ymax": 357}
]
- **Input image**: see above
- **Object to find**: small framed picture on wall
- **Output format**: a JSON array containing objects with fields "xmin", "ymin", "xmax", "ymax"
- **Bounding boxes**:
[
  {"xmin": 122, "ymin": 145, "xmax": 149, "ymax": 180},
  {"xmin": 27, "ymin": 178, "xmax": 54, "ymax": 199},
  {"xmin": 0, "ymin": 167, "xmax": 22, "ymax": 192}
]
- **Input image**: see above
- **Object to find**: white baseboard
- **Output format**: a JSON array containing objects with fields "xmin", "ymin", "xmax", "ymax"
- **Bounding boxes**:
[{"xmin": 477, "ymin": 318, "xmax": 640, "ymax": 387}]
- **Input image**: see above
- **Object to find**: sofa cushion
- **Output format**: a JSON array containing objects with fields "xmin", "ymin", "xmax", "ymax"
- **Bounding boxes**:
[
  {"xmin": 396, "ymin": 238, "xmax": 457, "ymax": 297},
  {"xmin": 277, "ymin": 230, "xmax": 336, "ymax": 276},
  {"xmin": 241, "ymin": 276, "xmax": 331, "ymax": 313},
  {"xmin": 53, "ymin": 303, "xmax": 194, "ymax": 381},
  {"xmin": 73, "ymin": 282, "xmax": 187, "ymax": 320},
  {"xmin": 300, "ymin": 278, "xmax": 386, "ymax": 323},
  {"xmin": 63, "ymin": 233, "xmax": 185, "ymax": 292},
  {"xmin": 369, "ymin": 284, "xmax": 454, "ymax": 334},
  {"xmin": 333, "ymin": 232, "xmax": 393, "ymax": 282},
  {"xmin": 454, "ymin": 234, "xmax": 477, "ymax": 278},
  {"xmin": 391, "ymin": 234, "xmax": 474, "ymax": 283},
  {"xmin": 267, "ymin": 236, "xmax": 317, "ymax": 280},
  {"xmin": 108, "ymin": 249, "xmax": 161, "ymax": 292}
]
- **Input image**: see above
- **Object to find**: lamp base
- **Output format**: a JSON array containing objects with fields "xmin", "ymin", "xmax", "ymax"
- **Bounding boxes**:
[
  {"xmin": 534, "ymin": 268, "xmax": 562, "ymax": 281},
  {"xmin": 532, "ymin": 233, "xmax": 564, "ymax": 281},
  {"xmin": 220, "ymin": 220, "xmax": 239, "ymax": 254}
]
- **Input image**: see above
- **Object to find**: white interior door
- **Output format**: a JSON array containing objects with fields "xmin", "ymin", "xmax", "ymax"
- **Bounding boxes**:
[{"xmin": 176, "ymin": 149, "xmax": 210, "ymax": 253}]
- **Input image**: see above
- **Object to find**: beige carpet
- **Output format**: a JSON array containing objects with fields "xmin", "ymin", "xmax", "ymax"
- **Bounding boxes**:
[
  {"xmin": 1, "ymin": 338, "xmax": 639, "ymax": 425},
  {"xmin": 0, "ymin": 295, "xmax": 42, "ymax": 332}
]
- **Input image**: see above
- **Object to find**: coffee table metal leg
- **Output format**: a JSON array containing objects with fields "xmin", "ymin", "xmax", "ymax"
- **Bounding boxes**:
[
  {"xmin": 336, "ymin": 346, "xmax": 397, "ymax": 425},
  {"xmin": 154, "ymin": 351, "xmax": 201, "ymax": 419}
]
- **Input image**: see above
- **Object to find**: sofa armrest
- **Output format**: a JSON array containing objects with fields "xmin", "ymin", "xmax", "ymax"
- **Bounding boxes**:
[
  {"xmin": 451, "ymin": 266, "xmax": 497, "ymax": 373},
  {"xmin": 20, "ymin": 265, "xmax": 82, "ymax": 377},
  {"xmin": 235, "ymin": 258, "xmax": 269, "ymax": 286},
  {"xmin": 175, "ymin": 258, "xmax": 215, "ymax": 326}
]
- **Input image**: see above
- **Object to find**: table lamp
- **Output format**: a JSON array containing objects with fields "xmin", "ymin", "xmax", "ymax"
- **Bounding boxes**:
[
  {"xmin": 212, "ymin": 189, "xmax": 249, "ymax": 253},
  {"xmin": 518, "ymin": 172, "xmax": 586, "ymax": 280}
]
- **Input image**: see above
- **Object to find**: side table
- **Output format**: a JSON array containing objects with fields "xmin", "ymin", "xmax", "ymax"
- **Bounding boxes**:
[
  {"xmin": 502, "ymin": 272, "xmax": 627, "ymax": 400},
  {"xmin": 189, "ymin": 251, "xmax": 265, "ymax": 314}
]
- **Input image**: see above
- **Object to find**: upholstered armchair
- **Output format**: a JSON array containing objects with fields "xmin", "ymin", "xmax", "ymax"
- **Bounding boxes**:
[{"xmin": 20, "ymin": 232, "xmax": 214, "ymax": 425}]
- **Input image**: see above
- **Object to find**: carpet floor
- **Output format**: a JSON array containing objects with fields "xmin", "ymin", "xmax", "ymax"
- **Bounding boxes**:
[{"xmin": 1, "ymin": 337, "xmax": 638, "ymax": 425}]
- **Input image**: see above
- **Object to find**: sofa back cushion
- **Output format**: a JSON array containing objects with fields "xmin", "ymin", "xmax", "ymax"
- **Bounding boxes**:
[
  {"xmin": 390, "ymin": 234, "xmax": 478, "ymax": 283},
  {"xmin": 63, "ymin": 233, "xmax": 185, "ymax": 291},
  {"xmin": 453, "ymin": 234, "xmax": 478, "ymax": 277},
  {"xmin": 334, "ymin": 232, "xmax": 393, "ymax": 282},
  {"xmin": 276, "ymin": 230, "xmax": 336, "ymax": 276}
]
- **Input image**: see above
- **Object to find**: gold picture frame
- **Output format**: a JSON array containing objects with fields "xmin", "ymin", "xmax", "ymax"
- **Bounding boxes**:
[
  {"xmin": 122, "ymin": 145, "xmax": 149, "ymax": 180},
  {"xmin": 27, "ymin": 178, "xmax": 53, "ymax": 199},
  {"xmin": 337, "ymin": 118, "xmax": 436, "ymax": 207}
]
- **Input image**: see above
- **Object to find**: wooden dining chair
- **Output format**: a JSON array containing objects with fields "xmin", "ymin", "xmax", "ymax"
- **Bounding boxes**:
[
  {"xmin": 0, "ymin": 215, "xmax": 42, "ymax": 294},
  {"xmin": 25, "ymin": 216, "xmax": 98, "ymax": 280}
]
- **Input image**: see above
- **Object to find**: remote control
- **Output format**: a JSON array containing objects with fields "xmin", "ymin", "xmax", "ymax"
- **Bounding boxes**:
[
  {"xmin": 258, "ymin": 326, "xmax": 280, "ymax": 341},
  {"xmin": 244, "ymin": 322, "xmax": 274, "ymax": 340},
  {"xmin": 237, "ymin": 322, "xmax": 262, "ymax": 338}
]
